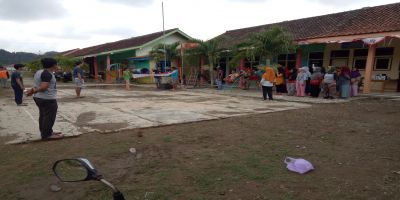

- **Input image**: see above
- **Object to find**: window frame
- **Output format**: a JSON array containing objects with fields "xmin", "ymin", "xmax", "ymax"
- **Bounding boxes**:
[{"xmin": 308, "ymin": 52, "xmax": 324, "ymax": 67}]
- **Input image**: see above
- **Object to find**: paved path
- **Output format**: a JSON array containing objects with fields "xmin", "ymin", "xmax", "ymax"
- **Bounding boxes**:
[{"xmin": 0, "ymin": 88, "xmax": 310, "ymax": 144}]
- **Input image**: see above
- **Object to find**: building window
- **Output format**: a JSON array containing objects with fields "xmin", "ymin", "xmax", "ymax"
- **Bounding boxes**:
[
  {"xmin": 308, "ymin": 52, "xmax": 324, "ymax": 67},
  {"xmin": 374, "ymin": 47, "xmax": 393, "ymax": 71},
  {"xmin": 277, "ymin": 54, "xmax": 296, "ymax": 68},
  {"xmin": 353, "ymin": 49, "xmax": 368, "ymax": 70},
  {"xmin": 330, "ymin": 50, "xmax": 350, "ymax": 67}
]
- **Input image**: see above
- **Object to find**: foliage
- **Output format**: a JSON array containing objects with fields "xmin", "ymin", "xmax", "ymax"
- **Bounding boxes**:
[
  {"xmin": 25, "ymin": 56, "xmax": 83, "ymax": 72},
  {"xmin": 149, "ymin": 42, "xmax": 181, "ymax": 65},
  {"xmin": 228, "ymin": 45, "xmax": 257, "ymax": 68},
  {"xmin": 249, "ymin": 27, "xmax": 297, "ymax": 64},
  {"xmin": 188, "ymin": 37, "xmax": 225, "ymax": 86}
]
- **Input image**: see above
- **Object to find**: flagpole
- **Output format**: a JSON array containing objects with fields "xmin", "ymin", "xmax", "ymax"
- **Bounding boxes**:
[{"xmin": 162, "ymin": 2, "xmax": 166, "ymax": 72}]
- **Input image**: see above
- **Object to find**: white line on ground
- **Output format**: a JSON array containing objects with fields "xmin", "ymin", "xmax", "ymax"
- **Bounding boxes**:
[
  {"xmin": 57, "ymin": 90, "xmax": 75, "ymax": 95},
  {"xmin": 22, "ymin": 107, "xmax": 38, "ymax": 128}
]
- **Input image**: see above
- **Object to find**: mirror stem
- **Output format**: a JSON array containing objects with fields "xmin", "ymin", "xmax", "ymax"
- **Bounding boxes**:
[{"xmin": 100, "ymin": 179, "xmax": 119, "ymax": 193}]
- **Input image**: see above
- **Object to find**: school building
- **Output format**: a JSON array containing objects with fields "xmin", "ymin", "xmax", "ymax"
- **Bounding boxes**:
[
  {"xmin": 63, "ymin": 28, "xmax": 192, "ymax": 83},
  {"xmin": 217, "ymin": 3, "xmax": 400, "ymax": 93}
]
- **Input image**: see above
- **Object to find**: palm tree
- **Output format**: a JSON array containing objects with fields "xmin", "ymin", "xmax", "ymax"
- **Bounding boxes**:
[
  {"xmin": 149, "ymin": 42, "xmax": 181, "ymax": 69},
  {"xmin": 189, "ymin": 37, "xmax": 224, "ymax": 86},
  {"xmin": 249, "ymin": 27, "xmax": 297, "ymax": 65}
]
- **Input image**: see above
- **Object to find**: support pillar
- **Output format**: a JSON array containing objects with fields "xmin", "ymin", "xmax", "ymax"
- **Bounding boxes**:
[
  {"xmin": 240, "ymin": 58, "xmax": 245, "ymax": 69},
  {"xmin": 296, "ymin": 49, "xmax": 302, "ymax": 69},
  {"xmin": 225, "ymin": 57, "xmax": 229, "ymax": 78},
  {"xmin": 93, "ymin": 56, "xmax": 99, "ymax": 81},
  {"xmin": 106, "ymin": 54, "xmax": 112, "ymax": 83},
  {"xmin": 363, "ymin": 44, "xmax": 377, "ymax": 94},
  {"xmin": 200, "ymin": 56, "xmax": 205, "ymax": 84}
]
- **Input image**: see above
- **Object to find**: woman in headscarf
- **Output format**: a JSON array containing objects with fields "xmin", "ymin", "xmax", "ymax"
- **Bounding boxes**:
[
  {"xmin": 304, "ymin": 66, "xmax": 312, "ymax": 95},
  {"xmin": 275, "ymin": 65, "xmax": 286, "ymax": 94},
  {"xmin": 310, "ymin": 67, "xmax": 324, "ymax": 97},
  {"xmin": 337, "ymin": 66, "xmax": 351, "ymax": 98},
  {"xmin": 322, "ymin": 66, "xmax": 337, "ymax": 99},
  {"xmin": 350, "ymin": 67, "xmax": 361, "ymax": 96},
  {"xmin": 286, "ymin": 67, "xmax": 297, "ymax": 96},
  {"xmin": 296, "ymin": 68, "xmax": 307, "ymax": 97},
  {"xmin": 260, "ymin": 66, "xmax": 275, "ymax": 100}
]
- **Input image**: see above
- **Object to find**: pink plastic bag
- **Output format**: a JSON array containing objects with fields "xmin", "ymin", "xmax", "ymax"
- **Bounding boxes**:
[{"xmin": 284, "ymin": 157, "xmax": 314, "ymax": 174}]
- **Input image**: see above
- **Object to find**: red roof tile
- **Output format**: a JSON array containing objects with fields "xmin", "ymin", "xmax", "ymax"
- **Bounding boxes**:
[
  {"xmin": 218, "ymin": 3, "xmax": 400, "ymax": 48},
  {"xmin": 68, "ymin": 28, "xmax": 178, "ymax": 57}
]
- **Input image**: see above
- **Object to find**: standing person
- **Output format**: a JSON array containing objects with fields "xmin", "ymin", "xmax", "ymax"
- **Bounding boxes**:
[
  {"xmin": 26, "ymin": 58, "xmax": 63, "ymax": 140},
  {"xmin": 304, "ymin": 66, "xmax": 312, "ymax": 96},
  {"xmin": 0, "ymin": 66, "xmax": 10, "ymax": 88},
  {"xmin": 350, "ymin": 67, "xmax": 361, "ymax": 96},
  {"xmin": 73, "ymin": 60, "xmax": 84, "ymax": 97},
  {"xmin": 123, "ymin": 68, "xmax": 132, "ymax": 90},
  {"xmin": 11, "ymin": 64, "xmax": 26, "ymax": 106},
  {"xmin": 335, "ymin": 67, "xmax": 341, "ymax": 95},
  {"xmin": 322, "ymin": 66, "xmax": 337, "ymax": 99},
  {"xmin": 286, "ymin": 67, "xmax": 297, "ymax": 96},
  {"xmin": 170, "ymin": 66, "xmax": 179, "ymax": 91},
  {"xmin": 310, "ymin": 67, "xmax": 323, "ymax": 98},
  {"xmin": 296, "ymin": 68, "xmax": 307, "ymax": 97},
  {"xmin": 275, "ymin": 66, "xmax": 286, "ymax": 94},
  {"xmin": 260, "ymin": 66, "xmax": 275, "ymax": 100},
  {"xmin": 216, "ymin": 66, "xmax": 224, "ymax": 90},
  {"xmin": 153, "ymin": 66, "xmax": 162, "ymax": 88},
  {"xmin": 338, "ymin": 66, "xmax": 351, "ymax": 98}
]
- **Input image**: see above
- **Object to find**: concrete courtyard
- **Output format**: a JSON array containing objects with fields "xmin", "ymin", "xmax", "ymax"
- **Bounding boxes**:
[{"xmin": 0, "ymin": 87, "xmax": 310, "ymax": 144}]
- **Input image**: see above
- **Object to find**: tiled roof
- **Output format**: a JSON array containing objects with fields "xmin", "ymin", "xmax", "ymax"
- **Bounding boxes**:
[
  {"xmin": 218, "ymin": 3, "xmax": 400, "ymax": 48},
  {"xmin": 68, "ymin": 28, "xmax": 179, "ymax": 57}
]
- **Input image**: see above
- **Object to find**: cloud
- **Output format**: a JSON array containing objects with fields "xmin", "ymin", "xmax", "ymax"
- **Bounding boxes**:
[
  {"xmin": 0, "ymin": 0, "xmax": 67, "ymax": 22},
  {"xmin": 227, "ymin": 0, "xmax": 267, "ymax": 2},
  {"xmin": 97, "ymin": 0, "xmax": 154, "ymax": 7},
  {"xmin": 308, "ymin": 0, "xmax": 365, "ymax": 6}
]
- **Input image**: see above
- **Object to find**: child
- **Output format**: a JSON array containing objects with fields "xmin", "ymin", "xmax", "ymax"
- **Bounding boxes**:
[
  {"xmin": 170, "ymin": 66, "xmax": 179, "ymax": 90},
  {"xmin": 123, "ymin": 68, "xmax": 132, "ymax": 90},
  {"xmin": 11, "ymin": 64, "xmax": 26, "ymax": 106}
]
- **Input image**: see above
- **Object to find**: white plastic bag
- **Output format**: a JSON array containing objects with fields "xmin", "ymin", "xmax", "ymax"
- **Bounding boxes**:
[{"xmin": 284, "ymin": 157, "xmax": 314, "ymax": 174}]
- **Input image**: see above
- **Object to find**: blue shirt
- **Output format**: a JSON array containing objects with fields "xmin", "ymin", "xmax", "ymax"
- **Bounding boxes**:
[
  {"xmin": 73, "ymin": 66, "xmax": 83, "ymax": 78},
  {"xmin": 171, "ymin": 70, "xmax": 179, "ymax": 80},
  {"xmin": 11, "ymin": 71, "xmax": 23, "ymax": 88}
]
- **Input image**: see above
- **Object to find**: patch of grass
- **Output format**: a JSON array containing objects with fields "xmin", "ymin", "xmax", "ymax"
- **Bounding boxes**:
[
  {"xmin": 225, "ymin": 154, "xmax": 275, "ymax": 181},
  {"xmin": 162, "ymin": 135, "xmax": 173, "ymax": 143}
]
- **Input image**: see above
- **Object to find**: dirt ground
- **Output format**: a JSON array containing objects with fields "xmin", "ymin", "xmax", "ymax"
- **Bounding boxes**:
[{"xmin": 0, "ymin": 97, "xmax": 399, "ymax": 200}]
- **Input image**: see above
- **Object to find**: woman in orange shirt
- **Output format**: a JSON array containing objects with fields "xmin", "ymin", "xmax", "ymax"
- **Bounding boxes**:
[{"xmin": 275, "ymin": 66, "xmax": 286, "ymax": 94}]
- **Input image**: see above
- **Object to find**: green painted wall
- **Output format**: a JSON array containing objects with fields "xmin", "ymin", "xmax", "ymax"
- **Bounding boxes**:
[
  {"xmin": 111, "ymin": 50, "xmax": 136, "ymax": 63},
  {"xmin": 300, "ymin": 44, "xmax": 326, "ymax": 66}
]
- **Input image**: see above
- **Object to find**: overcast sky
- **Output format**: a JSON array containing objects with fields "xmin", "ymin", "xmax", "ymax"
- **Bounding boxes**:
[{"xmin": 0, "ymin": 0, "xmax": 398, "ymax": 53}]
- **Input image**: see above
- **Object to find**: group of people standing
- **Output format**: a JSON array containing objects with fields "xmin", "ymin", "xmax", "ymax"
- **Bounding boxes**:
[
  {"xmin": 281, "ymin": 65, "xmax": 362, "ymax": 99},
  {"xmin": 2, "ymin": 59, "xmax": 87, "ymax": 140},
  {"xmin": 258, "ymin": 65, "xmax": 362, "ymax": 101}
]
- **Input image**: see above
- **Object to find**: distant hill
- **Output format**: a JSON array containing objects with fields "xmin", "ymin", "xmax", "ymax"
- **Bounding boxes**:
[{"xmin": 0, "ymin": 49, "xmax": 59, "ymax": 65}]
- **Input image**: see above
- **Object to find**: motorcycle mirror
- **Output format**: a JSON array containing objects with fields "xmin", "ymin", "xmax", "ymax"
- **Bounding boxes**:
[{"xmin": 53, "ymin": 158, "xmax": 98, "ymax": 182}]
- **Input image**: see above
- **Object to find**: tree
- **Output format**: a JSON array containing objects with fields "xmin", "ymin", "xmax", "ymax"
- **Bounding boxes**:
[
  {"xmin": 189, "ymin": 37, "xmax": 224, "ymax": 86},
  {"xmin": 25, "ymin": 56, "xmax": 81, "ymax": 72},
  {"xmin": 228, "ymin": 42, "xmax": 257, "ymax": 69},
  {"xmin": 249, "ymin": 27, "xmax": 297, "ymax": 65},
  {"xmin": 149, "ymin": 42, "xmax": 181, "ymax": 68}
]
